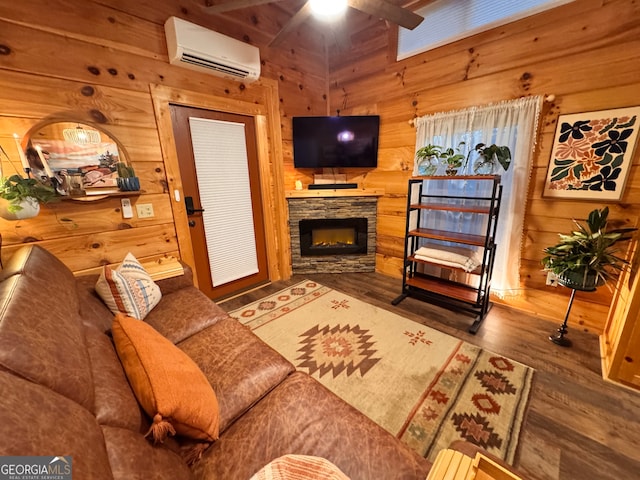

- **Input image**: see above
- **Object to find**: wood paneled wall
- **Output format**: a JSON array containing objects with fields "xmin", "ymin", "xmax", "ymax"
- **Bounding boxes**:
[
  {"xmin": 325, "ymin": 0, "xmax": 640, "ymax": 333},
  {"xmin": 2, "ymin": 0, "xmax": 639, "ymax": 333},
  {"xmin": 0, "ymin": 0, "xmax": 328, "ymax": 278}
]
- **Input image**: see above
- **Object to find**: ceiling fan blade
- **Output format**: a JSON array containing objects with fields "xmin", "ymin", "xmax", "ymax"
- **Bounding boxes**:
[
  {"xmin": 269, "ymin": 1, "xmax": 312, "ymax": 47},
  {"xmin": 205, "ymin": 0, "xmax": 281, "ymax": 14},
  {"xmin": 347, "ymin": 0, "xmax": 424, "ymax": 30}
]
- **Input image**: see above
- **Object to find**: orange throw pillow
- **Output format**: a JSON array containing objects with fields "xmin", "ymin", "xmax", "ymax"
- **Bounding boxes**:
[{"xmin": 111, "ymin": 313, "xmax": 220, "ymax": 444}]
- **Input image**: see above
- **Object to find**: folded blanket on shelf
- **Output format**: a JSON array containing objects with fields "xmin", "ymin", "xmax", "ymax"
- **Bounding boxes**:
[{"xmin": 414, "ymin": 245, "xmax": 483, "ymax": 272}]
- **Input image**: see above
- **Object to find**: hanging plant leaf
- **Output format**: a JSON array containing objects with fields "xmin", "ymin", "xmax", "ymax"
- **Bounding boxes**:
[{"xmin": 474, "ymin": 143, "xmax": 512, "ymax": 171}]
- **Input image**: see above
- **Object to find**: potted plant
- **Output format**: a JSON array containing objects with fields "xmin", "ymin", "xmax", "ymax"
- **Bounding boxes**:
[
  {"xmin": 541, "ymin": 207, "xmax": 636, "ymax": 291},
  {"xmin": 470, "ymin": 143, "xmax": 512, "ymax": 175},
  {"xmin": 415, "ymin": 144, "xmax": 445, "ymax": 176},
  {"xmin": 442, "ymin": 142, "xmax": 466, "ymax": 175},
  {"xmin": 116, "ymin": 162, "xmax": 140, "ymax": 191},
  {"xmin": 0, "ymin": 174, "xmax": 58, "ymax": 220}
]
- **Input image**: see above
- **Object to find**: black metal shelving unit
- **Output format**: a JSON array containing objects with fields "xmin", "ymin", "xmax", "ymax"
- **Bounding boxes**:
[{"xmin": 392, "ymin": 175, "xmax": 502, "ymax": 333}]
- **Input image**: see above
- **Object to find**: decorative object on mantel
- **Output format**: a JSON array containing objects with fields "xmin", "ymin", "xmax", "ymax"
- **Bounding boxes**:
[
  {"xmin": 470, "ymin": 143, "xmax": 512, "ymax": 175},
  {"xmin": 543, "ymin": 105, "xmax": 640, "ymax": 201},
  {"xmin": 541, "ymin": 207, "xmax": 636, "ymax": 346}
]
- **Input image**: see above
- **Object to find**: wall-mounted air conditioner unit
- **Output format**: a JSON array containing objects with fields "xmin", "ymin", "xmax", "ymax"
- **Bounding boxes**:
[{"xmin": 164, "ymin": 16, "xmax": 260, "ymax": 83}]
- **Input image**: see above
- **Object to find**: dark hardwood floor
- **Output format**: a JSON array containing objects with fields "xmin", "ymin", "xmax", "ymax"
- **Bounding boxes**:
[{"xmin": 219, "ymin": 272, "xmax": 640, "ymax": 480}]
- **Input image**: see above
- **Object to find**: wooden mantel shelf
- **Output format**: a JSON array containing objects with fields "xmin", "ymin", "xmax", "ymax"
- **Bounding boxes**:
[{"xmin": 286, "ymin": 188, "xmax": 385, "ymax": 198}]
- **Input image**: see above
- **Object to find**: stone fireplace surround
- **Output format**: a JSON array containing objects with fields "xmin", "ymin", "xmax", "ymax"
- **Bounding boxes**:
[{"xmin": 286, "ymin": 191, "xmax": 382, "ymax": 273}]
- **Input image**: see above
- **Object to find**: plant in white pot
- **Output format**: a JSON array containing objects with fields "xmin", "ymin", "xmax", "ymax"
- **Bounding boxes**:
[
  {"xmin": 0, "ymin": 174, "xmax": 58, "ymax": 220},
  {"xmin": 541, "ymin": 207, "xmax": 636, "ymax": 291}
]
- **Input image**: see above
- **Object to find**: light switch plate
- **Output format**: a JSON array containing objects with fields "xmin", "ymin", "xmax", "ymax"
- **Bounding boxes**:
[{"xmin": 136, "ymin": 203, "xmax": 155, "ymax": 218}]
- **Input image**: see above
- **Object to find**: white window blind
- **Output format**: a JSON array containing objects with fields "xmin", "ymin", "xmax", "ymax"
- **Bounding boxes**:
[
  {"xmin": 188, "ymin": 117, "xmax": 259, "ymax": 287},
  {"xmin": 398, "ymin": 0, "xmax": 575, "ymax": 60}
]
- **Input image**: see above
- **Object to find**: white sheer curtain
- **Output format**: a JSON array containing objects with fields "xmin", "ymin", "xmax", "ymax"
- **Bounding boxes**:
[{"xmin": 413, "ymin": 96, "xmax": 543, "ymax": 296}]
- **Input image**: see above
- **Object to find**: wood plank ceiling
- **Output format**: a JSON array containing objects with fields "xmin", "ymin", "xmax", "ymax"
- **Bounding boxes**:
[{"xmin": 198, "ymin": 0, "xmax": 416, "ymax": 52}]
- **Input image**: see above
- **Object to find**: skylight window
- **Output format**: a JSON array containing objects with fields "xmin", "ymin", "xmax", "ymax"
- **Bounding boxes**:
[{"xmin": 397, "ymin": 0, "xmax": 575, "ymax": 60}]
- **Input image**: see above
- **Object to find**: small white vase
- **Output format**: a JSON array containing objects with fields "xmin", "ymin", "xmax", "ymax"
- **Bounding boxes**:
[{"xmin": 0, "ymin": 197, "xmax": 41, "ymax": 221}]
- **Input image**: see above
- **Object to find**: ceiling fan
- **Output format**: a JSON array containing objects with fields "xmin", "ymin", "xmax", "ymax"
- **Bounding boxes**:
[{"xmin": 205, "ymin": 0, "xmax": 424, "ymax": 48}]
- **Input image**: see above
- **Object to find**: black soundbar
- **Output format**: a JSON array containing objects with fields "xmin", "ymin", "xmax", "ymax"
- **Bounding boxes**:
[{"xmin": 308, "ymin": 183, "xmax": 359, "ymax": 190}]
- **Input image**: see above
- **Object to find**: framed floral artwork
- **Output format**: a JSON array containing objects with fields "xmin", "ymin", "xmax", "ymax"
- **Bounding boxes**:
[{"xmin": 543, "ymin": 106, "xmax": 640, "ymax": 201}]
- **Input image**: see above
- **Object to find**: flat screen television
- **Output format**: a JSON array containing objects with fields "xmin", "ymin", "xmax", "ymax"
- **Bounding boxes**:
[{"xmin": 292, "ymin": 115, "xmax": 380, "ymax": 168}]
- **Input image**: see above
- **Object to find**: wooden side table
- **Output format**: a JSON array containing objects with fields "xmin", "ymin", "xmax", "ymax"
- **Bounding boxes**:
[{"xmin": 426, "ymin": 449, "xmax": 523, "ymax": 480}]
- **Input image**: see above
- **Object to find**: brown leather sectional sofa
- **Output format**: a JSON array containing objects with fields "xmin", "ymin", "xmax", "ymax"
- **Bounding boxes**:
[{"xmin": 0, "ymin": 245, "xmax": 451, "ymax": 479}]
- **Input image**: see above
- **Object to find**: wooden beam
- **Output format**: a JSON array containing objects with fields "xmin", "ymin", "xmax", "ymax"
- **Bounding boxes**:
[
  {"xmin": 402, "ymin": 0, "xmax": 438, "ymax": 9},
  {"xmin": 347, "ymin": 0, "xmax": 423, "ymax": 30},
  {"xmin": 269, "ymin": 2, "xmax": 312, "ymax": 47},
  {"xmin": 204, "ymin": 0, "xmax": 279, "ymax": 14}
]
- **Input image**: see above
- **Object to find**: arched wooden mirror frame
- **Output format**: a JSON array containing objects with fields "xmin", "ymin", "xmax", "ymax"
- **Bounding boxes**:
[{"xmin": 23, "ymin": 118, "xmax": 134, "ymax": 196}]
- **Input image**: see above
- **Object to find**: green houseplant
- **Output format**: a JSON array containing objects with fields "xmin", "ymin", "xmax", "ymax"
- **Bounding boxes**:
[
  {"xmin": 471, "ymin": 143, "xmax": 512, "ymax": 174},
  {"xmin": 541, "ymin": 207, "xmax": 636, "ymax": 290},
  {"xmin": 0, "ymin": 174, "xmax": 57, "ymax": 220},
  {"xmin": 415, "ymin": 144, "xmax": 445, "ymax": 176},
  {"xmin": 442, "ymin": 142, "xmax": 466, "ymax": 175},
  {"xmin": 415, "ymin": 142, "xmax": 466, "ymax": 176},
  {"xmin": 116, "ymin": 162, "xmax": 140, "ymax": 191}
]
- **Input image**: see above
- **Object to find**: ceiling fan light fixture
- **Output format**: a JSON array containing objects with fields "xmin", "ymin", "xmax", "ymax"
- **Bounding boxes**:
[{"xmin": 309, "ymin": 0, "xmax": 348, "ymax": 21}]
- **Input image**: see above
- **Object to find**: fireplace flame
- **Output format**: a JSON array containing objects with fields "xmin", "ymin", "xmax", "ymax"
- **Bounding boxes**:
[{"xmin": 312, "ymin": 227, "xmax": 355, "ymax": 247}]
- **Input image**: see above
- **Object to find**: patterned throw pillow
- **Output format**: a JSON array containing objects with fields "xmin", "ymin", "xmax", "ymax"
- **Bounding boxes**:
[
  {"xmin": 95, "ymin": 252, "xmax": 162, "ymax": 319},
  {"xmin": 250, "ymin": 455, "xmax": 350, "ymax": 480}
]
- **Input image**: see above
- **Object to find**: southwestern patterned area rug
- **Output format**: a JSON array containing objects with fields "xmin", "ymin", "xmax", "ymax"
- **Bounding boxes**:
[{"xmin": 228, "ymin": 280, "xmax": 534, "ymax": 464}]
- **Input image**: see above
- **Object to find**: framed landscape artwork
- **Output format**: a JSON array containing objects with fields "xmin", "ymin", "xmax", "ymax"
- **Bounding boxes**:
[
  {"xmin": 29, "ymin": 139, "xmax": 121, "ymax": 188},
  {"xmin": 543, "ymin": 105, "xmax": 640, "ymax": 201}
]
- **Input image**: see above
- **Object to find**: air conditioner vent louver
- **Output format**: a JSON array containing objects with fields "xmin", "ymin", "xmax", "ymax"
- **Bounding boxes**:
[
  {"xmin": 165, "ymin": 16, "xmax": 260, "ymax": 83},
  {"xmin": 181, "ymin": 53, "xmax": 250, "ymax": 78}
]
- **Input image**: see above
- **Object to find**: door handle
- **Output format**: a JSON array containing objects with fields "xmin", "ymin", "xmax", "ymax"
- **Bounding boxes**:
[{"xmin": 185, "ymin": 196, "xmax": 204, "ymax": 215}]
